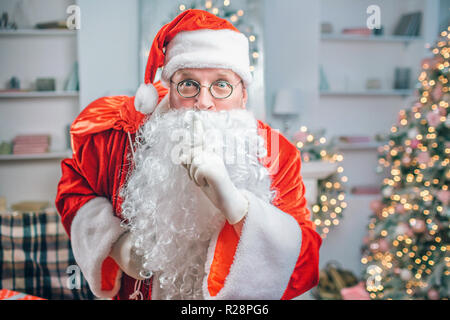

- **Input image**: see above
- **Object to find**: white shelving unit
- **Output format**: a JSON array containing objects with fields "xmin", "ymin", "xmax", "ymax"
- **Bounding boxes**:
[
  {"xmin": 335, "ymin": 141, "xmax": 385, "ymax": 151},
  {"xmin": 0, "ymin": 91, "xmax": 79, "ymax": 98},
  {"xmin": 0, "ymin": 150, "xmax": 72, "ymax": 161},
  {"xmin": 0, "ymin": 29, "xmax": 76, "ymax": 36},
  {"xmin": 321, "ymin": 33, "xmax": 423, "ymax": 44},
  {"xmin": 320, "ymin": 89, "xmax": 414, "ymax": 97},
  {"xmin": 0, "ymin": 0, "xmax": 78, "ymax": 207}
]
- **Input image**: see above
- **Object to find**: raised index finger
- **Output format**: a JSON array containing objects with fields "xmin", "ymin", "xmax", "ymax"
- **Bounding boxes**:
[{"xmin": 192, "ymin": 113, "xmax": 205, "ymax": 148}]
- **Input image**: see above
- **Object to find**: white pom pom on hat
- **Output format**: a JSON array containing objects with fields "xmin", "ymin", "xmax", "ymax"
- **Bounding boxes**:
[
  {"xmin": 134, "ymin": 9, "xmax": 252, "ymax": 114},
  {"xmin": 134, "ymin": 83, "xmax": 159, "ymax": 114}
]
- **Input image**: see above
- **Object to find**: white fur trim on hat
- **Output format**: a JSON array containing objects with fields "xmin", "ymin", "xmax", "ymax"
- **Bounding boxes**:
[
  {"xmin": 134, "ymin": 83, "xmax": 159, "ymax": 114},
  {"xmin": 161, "ymin": 29, "xmax": 252, "ymax": 87}
]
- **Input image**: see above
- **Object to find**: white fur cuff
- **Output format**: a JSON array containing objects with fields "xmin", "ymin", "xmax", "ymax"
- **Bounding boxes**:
[
  {"xmin": 70, "ymin": 197, "xmax": 125, "ymax": 298},
  {"xmin": 203, "ymin": 190, "xmax": 302, "ymax": 299}
]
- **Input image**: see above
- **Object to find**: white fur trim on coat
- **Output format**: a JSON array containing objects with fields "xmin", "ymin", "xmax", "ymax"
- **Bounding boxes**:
[
  {"xmin": 70, "ymin": 197, "xmax": 126, "ymax": 298},
  {"xmin": 202, "ymin": 190, "xmax": 302, "ymax": 299},
  {"xmin": 161, "ymin": 29, "xmax": 252, "ymax": 87},
  {"xmin": 134, "ymin": 83, "xmax": 159, "ymax": 114}
]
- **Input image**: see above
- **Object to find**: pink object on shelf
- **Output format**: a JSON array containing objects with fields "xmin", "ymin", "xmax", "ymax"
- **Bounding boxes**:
[
  {"xmin": 342, "ymin": 28, "xmax": 372, "ymax": 36},
  {"xmin": 13, "ymin": 135, "xmax": 50, "ymax": 143},
  {"xmin": 340, "ymin": 282, "xmax": 370, "ymax": 300},
  {"xmin": 351, "ymin": 185, "xmax": 380, "ymax": 195},
  {"xmin": 12, "ymin": 134, "xmax": 50, "ymax": 154}
]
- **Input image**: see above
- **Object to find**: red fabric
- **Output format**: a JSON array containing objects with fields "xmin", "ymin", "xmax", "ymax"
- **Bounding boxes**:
[
  {"xmin": 55, "ymin": 97, "xmax": 321, "ymax": 299},
  {"xmin": 56, "ymin": 128, "xmax": 132, "ymax": 234},
  {"xmin": 144, "ymin": 9, "xmax": 240, "ymax": 84},
  {"xmin": 69, "ymin": 84, "xmax": 168, "ymax": 149},
  {"xmin": 0, "ymin": 289, "xmax": 45, "ymax": 300},
  {"xmin": 101, "ymin": 257, "xmax": 120, "ymax": 292},
  {"xmin": 258, "ymin": 121, "xmax": 322, "ymax": 299},
  {"xmin": 206, "ymin": 222, "xmax": 240, "ymax": 296}
]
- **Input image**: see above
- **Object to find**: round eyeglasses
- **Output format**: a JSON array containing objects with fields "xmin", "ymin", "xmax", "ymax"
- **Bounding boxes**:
[{"xmin": 170, "ymin": 79, "xmax": 242, "ymax": 99}]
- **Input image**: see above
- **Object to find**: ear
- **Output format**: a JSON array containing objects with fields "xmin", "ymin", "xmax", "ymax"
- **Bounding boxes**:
[{"xmin": 241, "ymin": 86, "xmax": 248, "ymax": 109}]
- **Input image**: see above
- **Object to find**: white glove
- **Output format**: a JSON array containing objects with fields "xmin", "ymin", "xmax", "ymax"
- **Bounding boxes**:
[
  {"xmin": 180, "ymin": 114, "xmax": 249, "ymax": 225},
  {"xmin": 109, "ymin": 231, "xmax": 145, "ymax": 280}
]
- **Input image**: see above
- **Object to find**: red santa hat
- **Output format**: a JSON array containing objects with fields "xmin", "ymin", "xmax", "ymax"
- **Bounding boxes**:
[{"xmin": 134, "ymin": 9, "xmax": 252, "ymax": 114}]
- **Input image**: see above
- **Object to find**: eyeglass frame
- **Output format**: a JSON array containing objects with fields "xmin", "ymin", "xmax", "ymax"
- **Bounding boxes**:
[{"xmin": 169, "ymin": 78, "xmax": 243, "ymax": 99}]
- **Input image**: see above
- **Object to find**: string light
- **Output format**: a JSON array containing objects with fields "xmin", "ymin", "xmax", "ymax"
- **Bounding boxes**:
[
  {"xmin": 362, "ymin": 32, "xmax": 449, "ymax": 300},
  {"xmin": 293, "ymin": 126, "xmax": 347, "ymax": 238}
]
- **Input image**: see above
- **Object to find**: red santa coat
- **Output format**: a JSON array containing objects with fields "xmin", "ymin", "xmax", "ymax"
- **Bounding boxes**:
[{"xmin": 55, "ymin": 93, "xmax": 322, "ymax": 300}]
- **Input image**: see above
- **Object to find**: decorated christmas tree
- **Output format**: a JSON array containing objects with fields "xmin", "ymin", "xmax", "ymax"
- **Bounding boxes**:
[
  {"xmin": 361, "ymin": 29, "xmax": 450, "ymax": 300},
  {"xmin": 292, "ymin": 127, "xmax": 348, "ymax": 239}
]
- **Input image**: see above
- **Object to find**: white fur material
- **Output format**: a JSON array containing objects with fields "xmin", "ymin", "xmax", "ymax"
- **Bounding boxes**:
[
  {"xmin": 202, "ymin": 190, "xmax": 302, "ymax": 300},
  {"xmin": 152, "ymin": 94, "xmax": 170, "ymax": 116},
  {"xmin": 161, "ymin": 29, "xmax": 252, "ymax": 87},
  {"xmin": 70, "ymin": 197, "xmax": 125, "ymax": 298},
  {"xmin": 134, "ymin": 83, "xmax": 159, "ymax": 114}
]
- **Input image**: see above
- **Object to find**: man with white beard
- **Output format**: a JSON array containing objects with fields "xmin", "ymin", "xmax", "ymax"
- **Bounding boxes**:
[{"xmin": 56, "ymin": 9, "xmax": 322, "ymax": 300}]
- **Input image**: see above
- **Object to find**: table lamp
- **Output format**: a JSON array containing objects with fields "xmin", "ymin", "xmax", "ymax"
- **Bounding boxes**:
[{"xmin": 272, "ymin": 89, "xmax": 301, "ymax": 134}]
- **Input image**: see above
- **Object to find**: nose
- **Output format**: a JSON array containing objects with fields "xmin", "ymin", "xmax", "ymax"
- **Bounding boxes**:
[{"xmin": 194, "ymin": 86, "xmax": 215, "ymax": 111}]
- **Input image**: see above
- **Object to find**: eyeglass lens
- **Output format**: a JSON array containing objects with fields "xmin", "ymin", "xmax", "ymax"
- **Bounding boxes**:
[{"xmin": 177, "ymin": 80, "xmax": 233, "ymax": 99}]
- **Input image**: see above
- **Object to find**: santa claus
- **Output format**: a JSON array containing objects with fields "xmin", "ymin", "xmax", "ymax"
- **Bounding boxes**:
[{"xmin": 56, "ymin": 9, "xmax": 321, "ymax": 300}]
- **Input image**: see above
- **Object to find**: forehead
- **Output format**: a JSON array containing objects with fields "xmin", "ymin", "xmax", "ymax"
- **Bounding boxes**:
[{"xmin": 173, "ymin": 68, "xmax": 239, "ymax": 80}]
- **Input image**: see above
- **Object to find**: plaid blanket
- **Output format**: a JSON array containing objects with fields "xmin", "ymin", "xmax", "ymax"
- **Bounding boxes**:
[{"xmin": 0, "ymin": 210, "xmax": 94, "ymax": 300}]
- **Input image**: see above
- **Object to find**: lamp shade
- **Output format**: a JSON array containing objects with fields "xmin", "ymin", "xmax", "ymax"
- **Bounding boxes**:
[{"xmin": 272, "ymin": 89, "xmax": 301, "ymax": 116}]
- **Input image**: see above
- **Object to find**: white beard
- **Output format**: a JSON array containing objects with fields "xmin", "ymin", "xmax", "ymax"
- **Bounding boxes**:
[{"xmin": 119, "ymin": 108, "xmax": 274, "ymax": 300}]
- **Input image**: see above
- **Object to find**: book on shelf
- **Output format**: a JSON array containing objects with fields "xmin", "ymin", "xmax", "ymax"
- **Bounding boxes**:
[
  {"xmin": 10, "ymin": 201, "xmax": 50, "ymax": 212},
  {"xmin": 13, "ymin": 146, "xmax": 49, "ymax": 154},
  {"xmin": 0, "ymin": 89, "xmax": 31, "ymax": 93},
  {"xmin": 13, "ymin": 134, "xmax": 50, "ymax": 143},
  {"xmin": 34, "ymin": 20, "xmax": 67, "ymax": 29},
  {"xmin": 12, "ymin": 134, "xmax": 50, "ymax": 155},
  {"xmin": 338, "ymin": 135, "xmax": 372, "ymax": 143},
  {"xmin": 393, "ymin": 12, "xmax": 422, "ymax": 36},
  {"xmin": 341, "ymin": 28, "xmax": 372, "ymax": 36}
]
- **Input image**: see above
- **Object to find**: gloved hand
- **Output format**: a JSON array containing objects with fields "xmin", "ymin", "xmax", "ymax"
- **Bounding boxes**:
[
  {"xmin": 179, "ymin": 114, "xmax": 249, "ymax": 225},
  {"xmin": 109, "ymin": 231, "xmax": 146, "ymax": 280}
]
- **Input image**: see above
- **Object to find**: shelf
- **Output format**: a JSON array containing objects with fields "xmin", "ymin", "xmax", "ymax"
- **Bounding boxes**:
[
  {"xmin": 301, "ymin": 160, "xmax": 339, "ymax": 179},
  {"xmin": 320, "ymin": 89, "xmax": 414, "ymax": 97},
  {"xmin": 320, "ymin": 34, "xmax": 423, "ymax": 43},
  {"xmin": 0, "ymin": 150, "xmax": 72, "ymax": 161},
  {"xmin": 336, "ymin": 141, "xmax": 385, "ymax": 151},
  {"xmin": 0, "ymin": 29, "xmax": 76, "ymax": 37},
  {"xmin": 345, "ymin": 193, "xmax": 381, "ymax": 199},
  {"xmin": 0, "ymin": 91, "xmax": 79, "ymax": 98}
]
